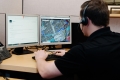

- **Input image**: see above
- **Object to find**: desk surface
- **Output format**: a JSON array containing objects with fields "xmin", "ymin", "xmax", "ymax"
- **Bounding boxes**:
[
  {"xmin": 0, "ymin": 77, "xmax": 23, "ymax": 80},
  {"xmin": 0, "ymin": 53, "xmax": 37, "ymax": 73},
  {"xmin": 0, "ymin": 48, "xmax": 69, "ymax": 73}
]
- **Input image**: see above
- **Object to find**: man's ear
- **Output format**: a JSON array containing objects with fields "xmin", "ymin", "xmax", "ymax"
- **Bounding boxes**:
[{"xmin": 86, "ymin": 17, "xmax": 90, "ymax": 26}]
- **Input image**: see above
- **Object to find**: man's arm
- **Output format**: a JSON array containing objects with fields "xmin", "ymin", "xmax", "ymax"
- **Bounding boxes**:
[
  {"xmin": 35, "ymin": 50, "xmax": 62, "ymax": 79},
  {"xmin": 36, "ymin": 60, "xmax": 62, "ymax": 79}
]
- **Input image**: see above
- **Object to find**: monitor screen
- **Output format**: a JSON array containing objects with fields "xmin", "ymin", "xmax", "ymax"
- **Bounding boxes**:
[
  {"xmin": 6, "ymin": 14, "xmax": 39, "ymax": 48},
  {"xmin": 40, "ymin": 15, "xmax": 71, "ymax": 46}
]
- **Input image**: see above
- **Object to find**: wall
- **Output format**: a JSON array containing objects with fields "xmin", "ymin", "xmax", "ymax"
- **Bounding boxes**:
[
  {"xmin": 23, "ymin": 0, "xmax": 86, "ymax": 16},
  {"xmin": 23, "ymin": 0, "xmax": 88, "ymax": 22},
  {"xmin": 0, "ymin": 0, "xmax": 22, "ymax": 14},
  {"xmin": 109, "ymin": 18, "xmax": 120, "ymax": 33}
]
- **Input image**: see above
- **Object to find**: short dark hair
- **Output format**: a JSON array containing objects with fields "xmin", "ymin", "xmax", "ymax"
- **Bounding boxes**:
[{"xmin": 80, "ymin": 0, "xmax": 109, "ymax": 27}]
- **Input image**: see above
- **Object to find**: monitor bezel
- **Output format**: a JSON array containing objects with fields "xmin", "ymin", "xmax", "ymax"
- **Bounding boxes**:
[
  {"xmin": 6, "ymin": 14, "xmax": 40, "ymax": 48},
  {"xmin": 39, "ymin": 15, "xmax": 72, "ymax": 46}
]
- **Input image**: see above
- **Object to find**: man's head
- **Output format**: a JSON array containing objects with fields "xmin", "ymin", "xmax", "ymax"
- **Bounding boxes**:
[{"xmin": 80, "ymin": 0, "xmax": 109, "ymax": 36}]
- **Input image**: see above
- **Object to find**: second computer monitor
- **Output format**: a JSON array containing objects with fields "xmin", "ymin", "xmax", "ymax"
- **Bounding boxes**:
[
  {"xmin": 40, "ymin": 15, "xmax": 71, "ymax": 46},
  {"xmin": 6, "ymin": 14, "xmax": 39, "ymax": 48},
  {"xmin": 6, "ymin": 14, "xmax": 40, "ymax": 54}
]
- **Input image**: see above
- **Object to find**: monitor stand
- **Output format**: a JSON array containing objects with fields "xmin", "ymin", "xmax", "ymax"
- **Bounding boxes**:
[
  {"xmin": 12, "ymin": 47, "xmax": 33, "ymax": 55},
  {"xmin": 48, "ymin": 45, "xmax": 62, "ymax": 50},
  {"xmin": 48, "ymin": 45, "xmax": 55, "ymax": 50}
]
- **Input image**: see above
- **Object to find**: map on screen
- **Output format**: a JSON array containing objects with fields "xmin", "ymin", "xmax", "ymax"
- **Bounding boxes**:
[{"xmin": 40, "ymin": 16, "xmax": 71, "ymax": 45}]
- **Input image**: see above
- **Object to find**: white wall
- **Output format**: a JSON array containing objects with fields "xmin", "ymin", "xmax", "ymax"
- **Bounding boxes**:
[
  {"xmin": 0, "ymin": 0, "xmax": 22, "ymax": 14},
  {"xmin": 109, "ymin": 18, "xmax": 120, "ymax": 33},
  {"xmin": 23, "ymin": 0, "xmax": 88, "ymax": 22},
  {"xmin": 23, "ymin": 0, "xmax": 86, "ymax": 16}
]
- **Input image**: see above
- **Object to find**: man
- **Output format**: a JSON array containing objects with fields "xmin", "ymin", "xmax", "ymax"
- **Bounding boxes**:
[{"xmin": 35, "ymin": 0, "xmax": 120, "ymax": 79}]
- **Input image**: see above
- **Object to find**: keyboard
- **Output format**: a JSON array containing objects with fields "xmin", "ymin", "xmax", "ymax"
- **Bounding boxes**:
[{"xmin": 32, "ymin": 54, "xmax": 61, "ymax": 61}]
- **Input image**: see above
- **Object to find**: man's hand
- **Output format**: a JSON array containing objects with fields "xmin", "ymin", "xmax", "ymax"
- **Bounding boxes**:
[
  {"xmin": 34, "ymin": 50, "xmax": 48, "ymax": 60},
  {"xmin": 34, "ymin": 50, "xmax": 62, "ymax": 79},
  {"xmin": 53, "ymin": 50, "xmax": 66, "ymax": 56}
]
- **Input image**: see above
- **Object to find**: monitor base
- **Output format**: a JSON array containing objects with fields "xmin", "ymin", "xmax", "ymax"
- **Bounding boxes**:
[
  {"xmin": 12, "ymin": 47, "xmax": 33, "ymax": 55},
  {"xmin": 48, "ymin": 45, "xmax": 63, "ymax": 50}
]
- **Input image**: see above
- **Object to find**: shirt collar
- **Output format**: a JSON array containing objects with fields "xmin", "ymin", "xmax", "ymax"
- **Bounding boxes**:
[{"xmin": 87, "ymin": 27, "xmax": 111, "ymax": 41}]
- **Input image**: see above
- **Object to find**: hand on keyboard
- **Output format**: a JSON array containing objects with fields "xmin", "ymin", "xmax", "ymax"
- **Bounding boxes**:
[
  {"xmin": 46, "ymin": 54, "xmax": 61, "ymax": 61},
  {"xmin": 48, "ymin": 50, "xmax": 66, "ymax": 56},
  {"xmin": 33, "ymin": 49, "xmax": 65, "ymax": 61},
  {"xmin": 32, "ymin": 54, "xmax": 61, "ymax": 61}
]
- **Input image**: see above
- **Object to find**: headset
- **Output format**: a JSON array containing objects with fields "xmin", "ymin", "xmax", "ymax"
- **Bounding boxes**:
[{"xmin": 80, "ymin": 5, "xmax": 89, "ymax": 25}]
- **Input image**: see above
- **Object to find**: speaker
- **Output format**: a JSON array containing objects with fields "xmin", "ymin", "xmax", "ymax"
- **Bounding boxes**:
[
  {"xmin": 80, "ymin": 5, "xmax": 89, "ymax": 25},
  {"xmin": 62, "ymin": 23, "xmax": 87, "ymax": 48}
]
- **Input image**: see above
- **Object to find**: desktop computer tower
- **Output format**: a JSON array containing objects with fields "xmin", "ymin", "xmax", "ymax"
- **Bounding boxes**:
[{"xmin": 62, "ymin": 23, "xmax": 87, "ymax": 48}]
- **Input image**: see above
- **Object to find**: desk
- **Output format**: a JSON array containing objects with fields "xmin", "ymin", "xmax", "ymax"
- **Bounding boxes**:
[
  {"xmin": 0, "ymin": 48, "xmax": 73, "ymax": 80},
  {"xmin": 0, "ymin": 77, "xmax": 23, "ymax": 80},
  {"xmin": 0, "ymin": 48, "xmax": 69, "ymax": 73},
  {"xmin": 0, "ymin": 53, "xmax": 37, "ymax": 73}
]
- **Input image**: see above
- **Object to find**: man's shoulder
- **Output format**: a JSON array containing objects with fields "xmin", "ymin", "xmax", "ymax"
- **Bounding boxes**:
[
  {"xmin": 112, "ymin": 31, "xmax": 120, "ymax": 36},
  {"xmin": 107, "ymin": 31, "xmax": 120, "ymax": 41}
]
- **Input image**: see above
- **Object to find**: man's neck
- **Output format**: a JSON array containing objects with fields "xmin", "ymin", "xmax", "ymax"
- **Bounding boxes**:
[{"xmin": 88, "ymin": 24, "xmax": 104, "ymax": 36}]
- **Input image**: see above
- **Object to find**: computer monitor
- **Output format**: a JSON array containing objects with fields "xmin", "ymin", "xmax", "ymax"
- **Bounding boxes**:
[
  {"xmin": 6, "ymin": 14, "xmax": 39, "ymax": 54},
  {"xmin": 40, "ymin": 15, "xmax": 71, "ymax": 49}
]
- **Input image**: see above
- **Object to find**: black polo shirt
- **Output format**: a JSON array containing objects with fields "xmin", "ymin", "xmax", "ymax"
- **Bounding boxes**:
[{"xmin": 55, "ymin": 27, "xmax": 120, "ymax": 80}]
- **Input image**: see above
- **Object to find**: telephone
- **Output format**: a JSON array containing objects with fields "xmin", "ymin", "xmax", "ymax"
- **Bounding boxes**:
[{"xmin": 0, "ymin": 42, "xmax": 12, "ymax": 63}]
